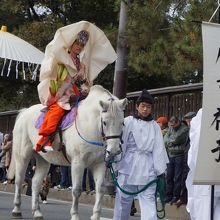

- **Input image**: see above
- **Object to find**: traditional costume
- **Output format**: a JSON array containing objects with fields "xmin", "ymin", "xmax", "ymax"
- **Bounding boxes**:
[
  {"xmin": 113, "ymin": 90, "xmax": 168, "ymax": 220},
  {"xmin": 186, "ymin": 109, "xmax": 220, "ymax": 220},
  {"xmin": 36, "ymin": 21, "xmax": 117, "ymax": 152}
]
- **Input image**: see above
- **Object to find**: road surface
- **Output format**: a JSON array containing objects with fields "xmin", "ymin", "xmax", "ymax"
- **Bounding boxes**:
[{"xmin": 0, "ymin": 191, "xmax": 140, "ymax": 220}]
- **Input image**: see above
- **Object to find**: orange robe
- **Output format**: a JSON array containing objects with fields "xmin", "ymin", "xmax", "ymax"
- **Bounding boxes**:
[
  {"xmin": 36, "ymin": 103, "xmax": 66, "ymax": 152},
  {"xmin": 35, "ymin": 84, "xmax": 80, "ymax": 152}
]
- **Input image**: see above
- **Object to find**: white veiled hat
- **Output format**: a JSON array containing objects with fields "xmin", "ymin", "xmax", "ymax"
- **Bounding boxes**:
[{"xmin": 39, "ymin": 20, "xmax": 117, "ymax": 82}]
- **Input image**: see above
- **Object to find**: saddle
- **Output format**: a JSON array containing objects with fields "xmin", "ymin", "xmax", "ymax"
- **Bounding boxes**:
[
  {"xmin": 35, "ymin": 106, "xmax": 76, "ymax": 131},
  {"xmin": 35, "ymin": 106, "xmax": 77, "ymax": 163},
  {"xmin": 35, "ymin": 93, "xmax": 88, "ymax": 159}
]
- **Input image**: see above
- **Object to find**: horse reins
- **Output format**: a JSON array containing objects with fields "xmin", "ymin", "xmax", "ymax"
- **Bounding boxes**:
[{"xmin": 74, "ymin": 98, "xmax": 122, "ymax": 147}]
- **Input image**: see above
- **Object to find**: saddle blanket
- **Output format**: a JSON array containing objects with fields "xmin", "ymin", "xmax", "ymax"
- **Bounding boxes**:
[{"xmin": 35, "ymin": 107, "xmax": 76, "ymax": 130}]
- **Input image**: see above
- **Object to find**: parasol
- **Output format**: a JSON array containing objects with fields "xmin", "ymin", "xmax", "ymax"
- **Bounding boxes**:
[{"xmin": 0, "ymin": 25, "xmax": 44, "ymax": 80}]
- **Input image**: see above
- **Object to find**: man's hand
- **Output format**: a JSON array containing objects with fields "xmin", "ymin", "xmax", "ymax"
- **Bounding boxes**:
[
  {"xmin": 80, "ymin": 84, "xmax": 90, "ymax": 97},
  {"xmin": 157, "ymin": 173, "xmax": 165, "ymax": 179}
]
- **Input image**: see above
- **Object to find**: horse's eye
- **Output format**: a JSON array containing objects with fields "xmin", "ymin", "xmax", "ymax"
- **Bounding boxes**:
[
  {"xmin": 122, "ymin": 122, "xmax": 125, "ymax": 126},
  {"xmin": 103, "ymin": 121, "xmax": 107, "ymax": 126}
]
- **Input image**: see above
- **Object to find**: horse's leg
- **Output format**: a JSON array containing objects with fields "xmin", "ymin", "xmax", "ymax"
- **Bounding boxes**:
[
  {"xmin": 31, "ymin": 153, "xmax": 50, "ymax": 220},
  {"xmin": 11, "ymin": 130, "xmax": 32, "ymax": 218},
  {"xmin": 12, "ymin": 156, "xmax": 31, "ymax": 218},
  {"xmin": 70, "ymin": 162, "xmax": 84, "ymax": 220},
  {"xmin": 90, "ymin": 163, "xmax": 105, "ymax": 220}
]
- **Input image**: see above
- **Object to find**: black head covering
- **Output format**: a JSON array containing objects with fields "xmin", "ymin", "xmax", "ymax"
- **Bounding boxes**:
[
  {"xmin": 184, "ymin": 111, "xmax": 196, "ymax": 119},
  {"xmin": 136, "ymin": 89, "xmax": 154, "ymax": 105}
]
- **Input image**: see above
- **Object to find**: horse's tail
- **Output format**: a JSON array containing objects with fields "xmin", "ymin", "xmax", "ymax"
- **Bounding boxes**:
[{"xmin": 7, "ymin": 108, "xmax": 27, "ymax": 180}]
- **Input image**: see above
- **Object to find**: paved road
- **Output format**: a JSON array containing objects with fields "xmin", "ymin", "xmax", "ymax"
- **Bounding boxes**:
[{"xmin": 0, "ymin": 191, "xmax": 140, "ymax": 220}]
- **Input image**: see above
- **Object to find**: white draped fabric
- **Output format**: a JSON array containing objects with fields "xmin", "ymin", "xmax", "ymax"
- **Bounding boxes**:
[
  {"xmin": 116, "ymin": 116, "xmax": 168, "ymax": 185},
  {"xmin": 38, "ymin": 21, "xmax": 117, "ymax": 106},
  {"xmin": 186, "ymin": 109, "xmax": 220, "ymax": 220},
  {"xmin": 39, "ymin": 21, "xmax": 117, "ymax": 82},
  {"xmin": 194, "ymin": 22, "xmax": 220, "ymax": 184}
]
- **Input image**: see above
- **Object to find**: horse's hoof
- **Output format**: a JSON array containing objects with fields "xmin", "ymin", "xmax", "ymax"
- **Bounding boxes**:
[
  {"xmin": 33, "ymin": 217, "xmax": 44, "ymax": 220},
  {"xmin": 32, "ymin": 209, "xmax": 44, "ymax": 220},
  {"xmin": 70, "ymin": 215, "xmax": 80, "ymax": 220},
  {"xmin": 11, "ymin": 211, "xmax": 23, "ymax": 219},
  {"xmin": 91, "ymin": 214, "xmax": 100, "ymax": 220}
]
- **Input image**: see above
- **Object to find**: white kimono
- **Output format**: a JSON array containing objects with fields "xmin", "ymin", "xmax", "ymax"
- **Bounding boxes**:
[
  {"xmin": 116, "ymin": 116, "xmax": 168, "ymax": 183},
  {"xmin": 113, "ymin": 116, "xmax": 168, "ymax": 220},
  {"xmin": 186, "ymin": 109, "xmax": 220, "ymax": 220}
]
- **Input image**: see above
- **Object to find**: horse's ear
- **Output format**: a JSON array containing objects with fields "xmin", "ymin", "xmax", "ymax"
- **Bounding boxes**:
[
  {"xmin": 99, "ymin": 100, "xmax": 109, "ymax": 111},
  {"xmin": 118, "ymin": 98, "xmax": 128, "ymax": 110}
]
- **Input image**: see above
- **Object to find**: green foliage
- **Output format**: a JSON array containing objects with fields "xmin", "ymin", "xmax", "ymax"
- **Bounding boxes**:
[
  {"xmin": 126, "ymin": 0, "xmax": 217, "ymax": 86},
  {"xmin": 36, "ymin": 0, "xmax": 119, "ymax": 26},
  {"xmin": 0, "ymin": 0, "xmax": 26, "ymax": 30},
  {"xmin": 0, "ymin": 0, "xmax": 119, "ymax": 111},
  {"xmin": 12, "ymin": 20, "xmax": 63, "ymax": 51},
  {"xmin": 0, "ymin": 77, "xmax": 38, "ymax": 111}
]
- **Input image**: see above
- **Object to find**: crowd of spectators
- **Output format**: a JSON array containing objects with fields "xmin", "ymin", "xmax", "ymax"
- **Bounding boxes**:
[
  {"xmin": 0, "ymin": 132, "xmax": 12, "ymax": 184},
  {"xmin": 0, "ymin": 132, "xmax": 96, "ymax": 205},
  {"xmin": 156, "ymin": 111, "xmax": 196, "ymax": 208}
]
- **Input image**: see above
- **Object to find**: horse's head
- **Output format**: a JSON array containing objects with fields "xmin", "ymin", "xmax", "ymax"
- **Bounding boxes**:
[{"xmin": 99, "ymin": 98, "xmax": 128, "ymax": 163}]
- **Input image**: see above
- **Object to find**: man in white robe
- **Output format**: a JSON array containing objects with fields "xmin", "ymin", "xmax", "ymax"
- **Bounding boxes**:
[
  {"xmin": 186, "ymin": 109, "xmax": 220, "ymax": 220},
  {"xmin": 113, "ymin": 89, "xmax": 168, "ymax": 220}
]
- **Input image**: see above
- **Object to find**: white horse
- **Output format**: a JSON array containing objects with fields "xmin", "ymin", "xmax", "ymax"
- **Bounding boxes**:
[{"xmin": 8, "ymin": 85, "xmax": 127, "ymax": 220}]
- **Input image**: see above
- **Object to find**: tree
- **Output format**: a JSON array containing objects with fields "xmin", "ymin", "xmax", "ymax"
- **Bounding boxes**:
[
  {"xmin": 168, "ymin": 0, "xmax": 216, "ymax": 84},
  {"xmin": 113, "ymin": 0, "xmax": 129, "ymax": 98},
  {"xmin": 126, "ymin": 0, "xmax": 217, "ymax": 87},
  {"xmin": 0, "ymin": 0, "xmax": 120, "ymax": 111},
  {"xmin": 0, "ymin": 77, "xmax": 39, "ymax": 111},
  {"xmin": 0, "ymin": 0, "xmax": 219, "ymax": 111}
]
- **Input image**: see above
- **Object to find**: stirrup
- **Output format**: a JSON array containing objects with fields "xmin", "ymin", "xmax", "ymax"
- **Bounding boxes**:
[{"xmin": 41, "ymin": 146, "xmax": 54, "ymax": 153}]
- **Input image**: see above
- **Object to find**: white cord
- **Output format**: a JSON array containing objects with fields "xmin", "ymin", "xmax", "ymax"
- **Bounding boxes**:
[{"xmin": 209, "ymin": 1, "xmax": 220, "ymax": 22}]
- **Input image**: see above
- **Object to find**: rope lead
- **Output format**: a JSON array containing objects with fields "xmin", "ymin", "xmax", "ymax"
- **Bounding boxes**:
[{"xmin": 108, "ymin": 161, "xmax": 166, "ymax": 219}]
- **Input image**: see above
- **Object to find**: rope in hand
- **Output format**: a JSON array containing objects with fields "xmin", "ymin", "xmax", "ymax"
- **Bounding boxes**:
[{"xmin": 107, "ymin": 161, "xmax": 166, "ymax": 219}]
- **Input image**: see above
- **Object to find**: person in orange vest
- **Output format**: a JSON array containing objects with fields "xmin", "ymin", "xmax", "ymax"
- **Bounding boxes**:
[
  {"xmin": 156, "ymin": 116, "xmax": 168, "ymax": 137},
  {"xmin": 36, "ymin": 30, "xmax": 90, "ymax": 152}
]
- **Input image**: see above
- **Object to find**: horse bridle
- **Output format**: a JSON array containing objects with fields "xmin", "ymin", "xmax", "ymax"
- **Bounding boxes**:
[
  {"xmin": 99, "ymin": 97, "xmax": 123, "ymax": 145},
  {"xmin": 100, "ymin": 116, "xmax": 123, "ymax": 142},
  {"xmin": 74, "ymin": 109, "xmax": 123, "ymax": 149},
  {"xmin": 74, "ymin": 98, "xmax": 124, "ymax": 163},
  {"xmin": 100, "ymin": 112, "xmax": 124, "ymax": 164}
]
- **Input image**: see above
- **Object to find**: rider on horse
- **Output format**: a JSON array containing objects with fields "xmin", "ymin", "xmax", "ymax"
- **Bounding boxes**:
[{"xmin": 36, "ymin": 30, "xmax": 91, "ymax": 152}]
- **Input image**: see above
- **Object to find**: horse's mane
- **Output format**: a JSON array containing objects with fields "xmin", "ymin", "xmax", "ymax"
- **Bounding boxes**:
[
  {"xmin": 85, "ymin": 85, "xmax": 113, "ymax": 101},
  {"xmin": 89, "ymin": 85, "xmax": 112, "ymax": 97},
  {"xmin": 85, "ymin": 85, "xmax": 121, "ymax": 117}
]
